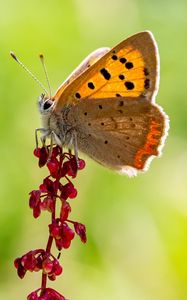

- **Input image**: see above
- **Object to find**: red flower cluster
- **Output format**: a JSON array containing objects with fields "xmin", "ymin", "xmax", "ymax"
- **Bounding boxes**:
[
  {"xmin": 49, "ymin": 219, "xmax": 75, "ymax": 250},
  {"xmin": 14, "ymin": 249, "xmax": 62, "ymax": 280},
  {"xmin": 15, "ymin": 146, "xmax": 86, "ymax": 299},
  {"xmin": 27, "ymin": 288, "xmax": 67, "ymax": 300}
]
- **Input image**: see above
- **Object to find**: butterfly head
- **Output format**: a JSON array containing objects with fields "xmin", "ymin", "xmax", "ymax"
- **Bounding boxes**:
[{"xmin": 38, "ymin": 94, "xmax": 55, "ymax": 116}]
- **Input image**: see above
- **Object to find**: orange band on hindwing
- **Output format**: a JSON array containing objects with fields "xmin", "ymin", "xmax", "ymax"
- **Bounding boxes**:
[{"xmin": 134, "ymin": 119, "xmax": 163, "ymax": 169}]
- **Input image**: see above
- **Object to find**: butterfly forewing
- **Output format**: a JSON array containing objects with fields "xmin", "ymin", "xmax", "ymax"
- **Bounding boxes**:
[
  {"xmin": 54, "ymin": 31, "xmax": 159, "ymax": 110},
  {"xmin": 55, "ymin": 47, "xmax": 110, "ymax": 99}
]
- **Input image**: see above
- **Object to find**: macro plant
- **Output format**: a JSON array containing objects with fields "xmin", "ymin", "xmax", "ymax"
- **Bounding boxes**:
[{"xmin": 14, "ymin": 145, "xmax": 86, "ymax": 300}]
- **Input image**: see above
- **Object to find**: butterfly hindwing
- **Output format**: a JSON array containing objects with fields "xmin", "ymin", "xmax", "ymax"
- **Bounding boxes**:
[
  {"xmin": 54, "ymin": 31, "xmax": 159, "ymax": 110},
  {"xmin": 66, "ymin": 96, "xmax": 167, "ymax": 175}
]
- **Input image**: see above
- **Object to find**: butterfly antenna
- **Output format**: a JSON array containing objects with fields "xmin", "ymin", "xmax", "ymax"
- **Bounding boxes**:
[
  {"xmin": 10, "ymin": 51, "xmax": 48, "ymax": 95},
  {"xmin": 39, "ymin": 54, "xmax": 52, "ymax": 97}
]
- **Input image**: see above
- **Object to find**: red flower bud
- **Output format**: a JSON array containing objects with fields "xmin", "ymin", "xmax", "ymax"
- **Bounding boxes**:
[
  {"xmin": 37, "ymin": 147, "xmax": 48, "ymax": 168},
  {"xmin": 34, "ymin": 148, "xmax": 40, "ymax": 158},
  {"xmin": 74, "ymin": 222, "xmax": 87, "ymax": 243},
  {"xmin": 51, "ymin": 146, "xmax": 61, "ymax": 158},
  {"xmin": 29, "ymin": 190, "xmax": 41, "ymax": 208},
  {"xmin": 78, "ymin": 159, "xmax": 86, "ymax": 170},
  {"xmin": 60, "ymin": 182, "xmax": 76, "ymax": 200},
  {"xmin": 40, "ymin": 196, "xmax": 55, "ymax": 213},
  {"xmin": 27, "ymin": 291, "xmax": 38, "ymax": 300},
  {"xmin": 67, "ymin": 157, "xmax": 78, "ymax": 177},
  {"xmin": 60, "ymin": 202, "xmax": 71, "ymax": 221},
  {"xmin": 42, "ymin": 258, "xmax": 53, "ymax": 274},
  {"xmin": 49, "ymin": 223, "xmax": 61, "ymax": 239},
  {"xmin": 69, "ymin": 187, "xmax": 77, "ymax": 199},
  {"xmin": 47, "ymin": 158, "xmax": 59, "ymax": 178}
]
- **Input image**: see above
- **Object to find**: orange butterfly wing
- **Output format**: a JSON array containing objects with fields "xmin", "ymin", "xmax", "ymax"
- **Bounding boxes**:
[
  {"xmin": 55, "ymin": 47, "xmax": 110, "ymax": 94},
  {"xmin": 51, "ymin": 31, "xmax": 168, "ymax": 175},
  {"xmin": 54, "ymin": 31, "xmax": 159, "ymax": 110}
]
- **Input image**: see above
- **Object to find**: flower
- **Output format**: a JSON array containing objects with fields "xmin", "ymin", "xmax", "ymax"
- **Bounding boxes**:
[
  {"xmin": 74, "ymin": 222, "xmax": 87, "ymax": 243},
  {"xmin": 15, "ymin": 145, "xmax": 86, "ymax": 299},
  {"xmin": 29, "ymin": 190, "xmax": 41, "ymax": 218},
  {"xmin": 27, "ymin": 288, "xmax": 67, "ymax": 300},
  {"xmin": 15, "ymin": 250, "xmax": 63, "ymax": 280},
  {"xmin": 34, "ymin": 147, "xmax": 48, "ymax": 168},
  {"xmin": 60, "ymin": 182, "xmax": 77, "ymax": 200},
  {"xmin": 49, "ymin": 220, "xmax": 75, "ymax": 250},
  {"xmin": 60, "ymin": 202, "xmax": 71, "ymax": 221}
]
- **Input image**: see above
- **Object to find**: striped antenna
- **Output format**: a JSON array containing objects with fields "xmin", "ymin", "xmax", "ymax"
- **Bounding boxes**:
[
  {"xmin": 39, "ymin": 54, "xmax": 52, "ymax": 97},
  {"xmin": 10, "ymin": 51, "xmax": 49, "ymax": 95}
]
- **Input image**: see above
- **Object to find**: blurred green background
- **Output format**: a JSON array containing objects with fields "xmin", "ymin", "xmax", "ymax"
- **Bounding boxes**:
[{"xmin": 0, "ymin": 0, "xmax": 187, "ymax": 299}]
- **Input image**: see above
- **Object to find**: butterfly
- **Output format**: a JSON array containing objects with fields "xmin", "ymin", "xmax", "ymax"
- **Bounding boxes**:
[{"xmin": 12, "ymin": 31, "xmax": 169, "ymax": 176}]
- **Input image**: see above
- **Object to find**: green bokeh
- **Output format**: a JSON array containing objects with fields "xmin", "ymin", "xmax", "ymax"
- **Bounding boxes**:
[{"xmin": 0, "ymin": 0, "xmax": 187, "ymax": 299}]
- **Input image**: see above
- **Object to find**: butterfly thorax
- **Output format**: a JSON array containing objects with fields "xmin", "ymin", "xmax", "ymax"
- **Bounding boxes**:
[{"xmin": 38, "ymin": 94, "xmax": 73, "ymax": 146}]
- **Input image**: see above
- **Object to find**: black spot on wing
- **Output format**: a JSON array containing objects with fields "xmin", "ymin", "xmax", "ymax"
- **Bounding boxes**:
[
  {"xmin": 119, "ymin": 57, "xmax": 127, "ymax": 64},
  {"xmin": 125, "ymin": 81, "xmax": 135, "ymax": 90},
  {"xmin": 125, "ymin": 62, "xmax": 133, "ymax": 69},
  {"xmin": 75, "ymin": 92, "xmax": 81, "ymax": 99},
  {"xmin": 144, "ymin": 79, "xmax": 150, "ymax": 89},
  {"xmin": 112, "ymin": 54, "xmax": 118, "ymax": 60},
  {"xmin": 100, "ymin": 68, "xmax": 111, "ymax": 80},
  {"xmin": 144, "ymin": 68, "xmax": 149, "ymax": 76},
  {"xmin": 119, "ymin": 74, "xmax": 125, "ymax": 80},
  {"xmin": 88, "ymin": 82, "xmax": 95, "ymax": 89}
]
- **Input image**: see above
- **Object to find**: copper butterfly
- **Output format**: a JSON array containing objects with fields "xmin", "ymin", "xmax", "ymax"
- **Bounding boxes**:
[{"xmin": 11, "ymin": 31, "xmax": 169, "ymax": 176}]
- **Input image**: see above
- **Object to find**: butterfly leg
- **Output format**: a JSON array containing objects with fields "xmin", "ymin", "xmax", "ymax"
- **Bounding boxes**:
[
  {"xmin": 35, "ymin": 128, "xmax": 49, "ymax": 149},
  {"xmin": 48, "ymin": 131, "xmax": 54, "ymax": 159},
  {"xmin": 72, "ymin": 130, "xmax": 79, "ymax": 167},
  {"xmin": 47, "ymin": 130, "xmax": 62, "ymax": 160}
]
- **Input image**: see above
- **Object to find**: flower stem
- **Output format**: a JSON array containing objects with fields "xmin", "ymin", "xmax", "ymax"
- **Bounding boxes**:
[
  {"xmin": 46, "ymin": 235, "xmax": 54, "ymax": 253},
  {"xmin": 41, "ymin": 273, "xmax": 47, "ymax": 293}
]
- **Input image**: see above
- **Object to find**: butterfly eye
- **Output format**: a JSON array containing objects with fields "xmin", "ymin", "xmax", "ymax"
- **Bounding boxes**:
[{"xmin": 43, "ymin": 100, "xmax": 53, "ymax": 110}]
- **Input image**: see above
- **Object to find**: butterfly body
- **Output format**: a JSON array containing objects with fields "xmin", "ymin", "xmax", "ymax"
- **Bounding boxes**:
[
  {"xmin": 37, "ymin": 31, "xmax": 169, "ymax": 176},
  {"xmin": 38, "ymin": 94, "xmax": 73, "ymax": 146}
]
